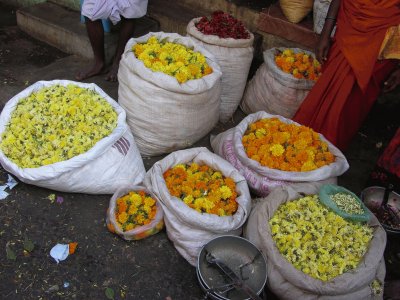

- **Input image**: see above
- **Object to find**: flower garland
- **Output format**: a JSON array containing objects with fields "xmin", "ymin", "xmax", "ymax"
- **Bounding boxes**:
[
  {"xmin": 275, "ymin": 49, "xmax": 321, "ymax": 81},
  {"xmin": 195, "ymin": 11, "xmax": 250, "ymax": 39},
  {"xmin": 132, "ymin": 36, "xmax": 213, "ymax": 83},
  {"xmin": 163, "ymin": 163, "xmax": 238, "ymax": 216},
  {"xmin": 0, "ymin": 84, "xmax": 117, "ymax": 168},
  {"xmin": 115, "ymin": 191, "xmax": 158, "ymax": 232},
  {"xmin": 269, "ymin": 195, "xmax": 373, "ymax": 281},
  {"xmin": 242, "ymin": 118, "xmax": 335, "ymax": 172}
]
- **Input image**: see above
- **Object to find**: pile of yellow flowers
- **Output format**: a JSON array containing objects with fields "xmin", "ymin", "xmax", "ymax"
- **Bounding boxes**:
[
  {"xmin": 163, "ymin": 163, "xmax": 238, "ymax": 216},
  {"xmin": 269, "ymin": 195, "xmax": 373, "ymax": 281},
  {"xmin": 0, "ymin": 84, "xmax": 117, "ymax": 168},
  {"xmin": 275, "ymin": 48, "xmax": 321, "ymax": 81},
  {"xmin": 132, "ymin": 36, "xmax": 213, "ymax": 83},
  {"xmin": 114, "ymin": 191, "xmax": 158, "ymax": 232},
  {"xmin": 242, "ymin": 118, "xmax": 335, "ymax": 172}
]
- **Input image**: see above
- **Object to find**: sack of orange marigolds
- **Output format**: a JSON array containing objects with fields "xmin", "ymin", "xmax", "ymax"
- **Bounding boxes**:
[
  {"xmin": 211, "ymin": 111, "xmax": 349, "ymax": 197},
  {"xmin": 186, "ymin": 11, "xmax": 254, "ymax": 123},
  {"xmin": 244, "ymin": 185, "xmax": 386, "ymax": 299},
  {"xmin": 118, "ymin": 32, "xmax": 222, "ymax": 156},
  {"xmin": 145, "ymin": 147, "xmax": 251, "ymax": 266},
  {"xmin": 241, "ymin": 48, "xmax": 321, "ymax": 118},
  {"xmin": 106, "ymin": 185, "xmax": 164, "ymax": 240}
]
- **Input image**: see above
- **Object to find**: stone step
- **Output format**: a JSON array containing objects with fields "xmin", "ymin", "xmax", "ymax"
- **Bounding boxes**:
[{"xmin": 16, "ymin": 2, "xmax": 159, "ymax": 61}]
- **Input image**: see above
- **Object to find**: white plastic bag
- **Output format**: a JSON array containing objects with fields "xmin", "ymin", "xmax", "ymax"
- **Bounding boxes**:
[
  {"xmin": 118, "ymin": 32, "xmax": 222, "ymax": 156},
  {"xmin": 211, "ymin": 111, "xmax": 349, "ymax": 196},
  {"xmin": 240, "ymin": 48, "xmax": 316, "ymax": 118},
  {"xmin": 187, "ymin": 18, "xmax": 254, "ymax": 123},
  {"xmin": 145, "ymin": 147, "xmax": 251, "ymax": 266},
  {"xmin": 0, "ymin": 80, "xmax": 145, "ymax": 194}
]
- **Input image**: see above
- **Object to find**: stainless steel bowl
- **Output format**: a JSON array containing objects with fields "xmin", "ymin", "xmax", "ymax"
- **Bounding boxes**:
[
  {"xmin": 361, "ymin": 186, "xmax": 400, "ymax": 234},
  {"xmin": 197, "ymin": 235, "xmax": 267, "ymax": 300}
]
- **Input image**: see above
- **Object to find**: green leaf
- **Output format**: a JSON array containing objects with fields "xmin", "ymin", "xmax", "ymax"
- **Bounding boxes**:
[
  {"xmin": 24, "ymin": 238, "xmax": 34, "ymax": 252},
  {"xmin": 6, "ymin": 244, "xmax": 16, "ymax": 261},
  {"xmin": 105, "ymin": 287, "xmax": 115, "ymax": 300}
]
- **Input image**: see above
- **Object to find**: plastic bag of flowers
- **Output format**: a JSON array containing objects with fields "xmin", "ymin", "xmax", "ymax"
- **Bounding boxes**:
[
  {"xmin": 244, "ymin": 185, "xmax": 387, "ymax": 299},
  {"xmin": 144, "ymin": 147, "xmax": 251, "ymax": 266},
  {"xmin": 186, "ymin": 11, "xmax": 254, "ymax": 123},
  {"xmin": 240, "ymin": 47, "xmax": 321, "ymax": 118},
  {"xmin": 106, "ymin": 185, "xmax": 164, "ymax": 240},
  {"xmin": 0, "ymin": 80, "xmax": 145, "ymax": 194},
  {"xmin": 211, "ymin": 111, "xmax": 349, "ymax": 197},
  {"xmin": 118, "ymin": 32, "xmax": 222, "ymax": 156}
]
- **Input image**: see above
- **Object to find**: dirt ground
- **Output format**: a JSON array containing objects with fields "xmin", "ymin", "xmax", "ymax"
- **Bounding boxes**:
[{"xmin": 0, "ymin": 2, "xmax": 399, "ymax": 300}]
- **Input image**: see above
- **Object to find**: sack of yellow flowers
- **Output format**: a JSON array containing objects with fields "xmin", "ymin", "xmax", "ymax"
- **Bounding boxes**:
[
  {"xmin": 241, "ymin": 47, "xmax": 320, "ymax": 118},
  {"xmin": 118, "ymin": 32, "xmax": 222, "ymax": 156},
  {"xmin": 186, "ymin": 14, "xmax": 254, "ymax": 123},
  {"xmin": 145, "ymin": 147, "xmax": 251, "ymax": 266},
  {"xmin": 244, "ymin": 185, "xmax": 386, "ymax": 299},
  {"xmin": 106, "ymin": 185, "xmax": 164, "ymax": 241},
  {"xmin": 0, "ymin": 80, "xmax": 145, "ymax": 194},
  {"xmin": 211, "ymin": 111, "xmax": 349, "ymax": 197}
]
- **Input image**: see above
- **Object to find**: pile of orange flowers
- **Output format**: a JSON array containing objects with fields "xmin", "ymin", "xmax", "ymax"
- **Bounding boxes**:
[
  {"xmin": 242, "ymin": 118, "xmax": 335, "ymax": 172},
  {"xmin": 163, "ymin": 163, "xmax": 238, "ymax": 216},
  {"xmin": 275, "ymin": 49, "xmax": 321, "ymax": 81},
  {"xmin": 114, "ymin": 191, "xmax": 158, "ymax": 232}
]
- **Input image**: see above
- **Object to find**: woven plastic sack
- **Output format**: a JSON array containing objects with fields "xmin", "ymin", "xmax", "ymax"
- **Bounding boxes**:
[
  {"xmin": 319, "ymin": 184, "xmax": 371, "ymax": 223},
  {"xmin": 244, "ymin": 185, "xmax": 387, "ymax": 300},
  {"xmin": 118, "ymin": 32, "xmax": 222, "ymax": 156},
  {"xmin": 106, "ymin": 185, "xmax": 164, "ymax": 241},
  {"xmin": 280, "ymin": 0, "xmax": 313, "ymax": 23},
  {"xmin": 211, "ymin": 111, "xmax": 349, "ymax": 197},
  {"xmin": 186, "ymin": 18, "xmax": 254, "ymax": 123},
  {"xmin": 313, "ymin": 0, "xmax": 336, "ymax": 35},
  {"xmin": 144, "ymin": 147, "xmax": 252, "ymax": 266},
  {"xmin": 0, "ymin": 80, "xmax": 145, "ymax": 194},
  {"xmin": 240, "ymin": 48, "xmax": 315, "ymax": 118}
]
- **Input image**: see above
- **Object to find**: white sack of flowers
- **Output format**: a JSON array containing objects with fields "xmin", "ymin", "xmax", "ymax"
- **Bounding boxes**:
[
  {"xmin": 240, "ymin": 48, "xmax": 318, "ymax": 118},
  {"xmin": 211, "ymin": 111, "xmax": 349, "ymax": 196},
  {"xmin": 186, "ymin": 17, "xmax": 254, "ymax": 123},
  {"xmin": 145, "ymin": 147, "xmax": 251, "ymax": 266},
  {"xmin": 244, "ymin": 185, "xmax": 386, "ymax": 299},
  {"xmin": 0, "ymin": 80, "xmax": 145, "ymax": 194},
  {"xmin": 118, "ymin": 32, "xmax": 222, "ymax": 156}
]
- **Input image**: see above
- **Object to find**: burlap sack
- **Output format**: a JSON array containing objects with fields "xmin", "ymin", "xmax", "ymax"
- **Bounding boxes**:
[
  {"xmin": 244, "ymin": 185, "xmax": 387, "ymax": 300},
  {"xmin": 280, "ymin": 0, "xmax": 313, "ymax": 23}
]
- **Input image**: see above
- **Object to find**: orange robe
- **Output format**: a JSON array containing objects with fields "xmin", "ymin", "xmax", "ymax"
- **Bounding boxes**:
[{"xmin": 293, "ymin": 0, "xmax": 400, "ymax": 151}]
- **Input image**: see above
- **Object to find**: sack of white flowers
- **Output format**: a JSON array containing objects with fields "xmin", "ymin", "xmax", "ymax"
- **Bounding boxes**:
[
  {"xmin": 118, "ymin": 32, "xmax": 222, "ymax": 156},
  {"xmin": 211, "ymin": 111, "xmax": 349, "ymax": 196},
  {"xmin": 186, "ymin": 12, "xmax": 254, "ymax": 123},
  {"xmin": 240, "ymin": 48, "xmax": 320, "ymax": 118},
  {"xmin": 244, "ymin": 185, "xmax": 386, "ymax": 299},
  {"xmin": 0, "ymin": 80, "xmax": 145, "ymax": 194},
  {"xmin": 145, "ymin": 147, "xmax": 251, "ymax": 266}
]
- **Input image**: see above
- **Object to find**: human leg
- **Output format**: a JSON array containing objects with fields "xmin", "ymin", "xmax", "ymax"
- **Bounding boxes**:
[
  {"xmin": 76, "ymin": 17, "xmax": 106, "ymax": 81},
  {"xmin": 105, "ymin": 17, "xmax": 136, "ymax": 82}
]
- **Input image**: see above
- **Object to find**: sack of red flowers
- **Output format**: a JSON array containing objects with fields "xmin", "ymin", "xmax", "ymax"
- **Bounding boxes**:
[
  {"xmin": 106, "ymin": 185, "xmax": 164, "ymax": 241},
  {"xmin": 187, "ymin": 11, "xmax": 254, "ymax": 123},
  {"xmin": 211, "ymin": 111, "xmax": 349, "ymax": 197},
  {"xmin": 145, "ymin": 147, "xmax": 251, "ymax": 265},
  {"xmin": 241, "ymin": 48, "xmax": 320, "ymax": 118}
]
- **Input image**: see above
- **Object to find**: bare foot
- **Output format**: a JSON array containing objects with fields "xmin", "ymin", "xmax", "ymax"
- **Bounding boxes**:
[
  {"xmin": 105, "ymin": 63, "xmax": 119, "ymax": 82},
  {"xmin": 75, "ymin": 61, "xmax": 105, "ymax": 81}
]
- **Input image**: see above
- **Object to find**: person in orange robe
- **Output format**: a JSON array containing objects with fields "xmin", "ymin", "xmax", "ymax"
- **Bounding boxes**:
[{"xmin": 293, "ymin": 0, "xmax": 400, "ymax": 151}]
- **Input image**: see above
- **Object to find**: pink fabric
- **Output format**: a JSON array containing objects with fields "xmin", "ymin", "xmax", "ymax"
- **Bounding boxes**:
[{"xmin": 82, "ymin": 0, "xmax": 148, "ymax": 25}]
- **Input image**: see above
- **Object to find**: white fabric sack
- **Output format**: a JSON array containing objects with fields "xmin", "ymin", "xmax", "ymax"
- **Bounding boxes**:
[
  {"xmin": 145, "ymin": 147, "xmax": 251, "ymax": 266},
  {"xmin": 211, "ymin": 111, "xmax": 349, "ymax": 196},
  {"xmin": 186, "ymin": 18, "xmax": 254, "ymax": 123},
  {"xmin": 240, "ymin": 47, "xmax": 316, "ymax": 118},
  {"xmin": 0, "ymin": 80, "xmax": 145, "ymax": 194},
  {"xmin": 244, "ymin": 185, "xmax": 387, "ymax": 300},
  {"xmin": 118, "ymin": 32, "xmax": 222, "ymax": 156},
  {"xmin": 313, "ymin": 0, "xmax": 336, "ymax": 35}
]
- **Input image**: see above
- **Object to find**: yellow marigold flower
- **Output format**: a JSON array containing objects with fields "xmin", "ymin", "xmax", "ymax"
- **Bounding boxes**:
[
  {"xmin": 219, "ymin": 185, "xmax": 233, "ymax": 200},
  {"xmin": 269, "ymin": 144, "xmax": 285, "ymax": 157},
  {"xmin": 118, "ymin": 212, "xmax": 128, "ymax": 224}
]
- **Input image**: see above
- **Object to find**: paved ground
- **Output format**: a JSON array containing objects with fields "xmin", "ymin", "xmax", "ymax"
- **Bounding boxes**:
[{"xmin": 0, "ymin": 2, "xmax": 399, "ymax": 300}]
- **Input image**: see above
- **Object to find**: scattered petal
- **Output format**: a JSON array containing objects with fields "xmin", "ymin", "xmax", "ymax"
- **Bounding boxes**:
[
  {"xmin": 50, "ymin": 244, "xmax": 69, "ymax": 263},
  {"xmin": 47, "ymin": 194, "xmax": 56, "ymax": 203},
  {"xmin": 56, "ymin": 196, "xmax": 64, "ymax": 204},
  {"xmin": 68, "ymin": 242, "xmax": 78, "ymax": 255}
]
